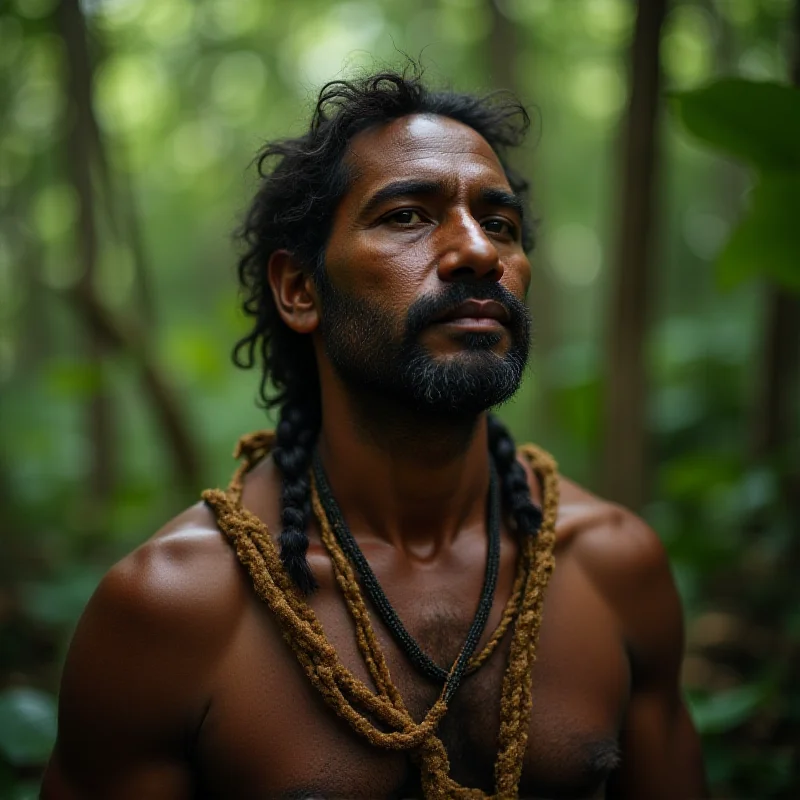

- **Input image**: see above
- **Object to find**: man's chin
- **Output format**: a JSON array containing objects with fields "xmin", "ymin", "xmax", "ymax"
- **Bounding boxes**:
[
  {"xmin": 327, "ymin": 336, "xmax": 527, "ymax": 416},
  {"xmin": 404, "ymin": 364, "xmax": 524, "ymax": 415},
  {"xmin": 420, "ymin": 342, "xmax": 511, "ymax": 369},
  {"xmin": 409, "ymin": 390, "xmax": 518, "ymax": 418}
]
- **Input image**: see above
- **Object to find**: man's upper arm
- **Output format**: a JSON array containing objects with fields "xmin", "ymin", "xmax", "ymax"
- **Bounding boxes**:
[
  {"xmin": 42, "ymin": 512, "xmax": 238, "ymax": 799},
  {"xmin": 586, "ymin": 509, "xmax": 708, "ymax": 799}
]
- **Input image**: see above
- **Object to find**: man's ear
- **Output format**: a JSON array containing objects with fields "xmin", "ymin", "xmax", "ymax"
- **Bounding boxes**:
[{"xmin": 267, "ymin": 250, "xmax": 320, "ymax": 334}]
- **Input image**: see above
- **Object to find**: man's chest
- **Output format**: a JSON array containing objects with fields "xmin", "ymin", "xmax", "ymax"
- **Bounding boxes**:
[{"xmin": 194, "ymin": 557, "xmax": 630, "ymax": 799}]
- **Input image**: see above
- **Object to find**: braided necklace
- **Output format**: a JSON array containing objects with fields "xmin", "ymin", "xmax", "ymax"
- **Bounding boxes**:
[
  {"xmin": 202, "ymin": 430, "xmax": 560, "ymax": 799},
  {"xmin": 312, "ymin": 448, "xmax": 501, "ymax": 692}
]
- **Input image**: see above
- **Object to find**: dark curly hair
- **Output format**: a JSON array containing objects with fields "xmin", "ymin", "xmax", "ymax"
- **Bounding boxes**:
[{"xmin": 233, "ymin": 64, "xmax": 540, "ymax": 594}]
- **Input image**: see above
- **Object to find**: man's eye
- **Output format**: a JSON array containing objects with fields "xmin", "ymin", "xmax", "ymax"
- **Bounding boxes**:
[
  {"xmin": 483, "ymin": 218, "xmax": 517, "ymax": 238},
  {"xmin": 386, "ymin": 209, "xmax": 424, "ymax": 226}
]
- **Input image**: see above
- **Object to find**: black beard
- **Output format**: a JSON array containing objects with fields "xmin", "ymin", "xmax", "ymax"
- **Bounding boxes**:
[{"xmin": 316, "ymin": 272, "xmax": 532, "ymax": 418}]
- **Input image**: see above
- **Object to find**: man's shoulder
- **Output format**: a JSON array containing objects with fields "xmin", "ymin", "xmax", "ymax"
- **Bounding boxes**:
[
  {"xmin": 52, "ymin": 502, "xmax": 253, "ymax": 770},
  {"xmin": 518, "ymin": 447, "xmax": 667, "ymax": 582},
  {"xmin": 552, "ymin": 474, "xmax": 684, "ymax": 670},
  {"xmin": 555, "ymin": 476, "xmax": 670, "ymax": 587},
  {"xmin": 82, "ymin": 501, "xmax": 249, "ymax": 659},
  {"xmin": 103, "ymin": 452, "xmax": 282, "ymax": 630}
]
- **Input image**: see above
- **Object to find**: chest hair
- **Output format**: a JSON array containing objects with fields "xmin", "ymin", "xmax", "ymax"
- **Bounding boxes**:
[{"xmin": 382, "ymin": 601, "xmax": 508, "ymax": 791}]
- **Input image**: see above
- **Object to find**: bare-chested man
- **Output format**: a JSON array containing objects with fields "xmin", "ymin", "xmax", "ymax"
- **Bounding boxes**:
[{"xmin": 42, "ymin": 68, "xmax": 707, "ymax": 799}]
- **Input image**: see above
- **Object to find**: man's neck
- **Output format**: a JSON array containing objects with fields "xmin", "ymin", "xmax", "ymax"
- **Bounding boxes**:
[{"xmin": 315, "ymin": 386, "xmax": 492, "ymax": 558}]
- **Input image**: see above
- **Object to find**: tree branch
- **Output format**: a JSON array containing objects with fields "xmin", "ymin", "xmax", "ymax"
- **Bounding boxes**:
[
  {"xmin": 600, "ymin": 0, "xmax": 667, "ymax": 511},
  {"xmin": 69, "ymin": 284, "xmax": 201, "ymax": 495}
]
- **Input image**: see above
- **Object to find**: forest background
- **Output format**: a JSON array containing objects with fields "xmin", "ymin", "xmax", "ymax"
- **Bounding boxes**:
[{"xmin": 1, "ymin": 0, "xmax": 799, "ymax": 797}]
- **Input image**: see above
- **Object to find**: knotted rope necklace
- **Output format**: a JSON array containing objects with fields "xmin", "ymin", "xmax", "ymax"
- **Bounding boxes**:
[{"xmin": 202, "ymin": 430, "xmax": 559, "ymax": 799}]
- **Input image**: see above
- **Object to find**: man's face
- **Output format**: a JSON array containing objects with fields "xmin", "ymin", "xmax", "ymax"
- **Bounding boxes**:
[{"xmin": 316, "ymin": 113, "xmax": 532, "ymax": 416}]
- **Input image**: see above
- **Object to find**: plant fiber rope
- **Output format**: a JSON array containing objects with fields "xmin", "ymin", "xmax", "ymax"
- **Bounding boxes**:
[{"xmin": 201, "ymin": 430, "xmax": 559, "ymax": 799}]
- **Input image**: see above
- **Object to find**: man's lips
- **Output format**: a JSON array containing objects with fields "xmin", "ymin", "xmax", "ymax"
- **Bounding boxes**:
[{"xmin": 433, "ymin": 299, "xmax": 511, "ymax": 325}]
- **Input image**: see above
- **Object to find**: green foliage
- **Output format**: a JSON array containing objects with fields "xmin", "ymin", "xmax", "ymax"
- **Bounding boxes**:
[
  {"xmin": 717, "ymin": 173, "xmax": 800, "ymax": 290},
  {"xmin": 672, "ymin": 79, "xmax": 800, "ymax": 291},
  {"xmin": 689, "ymin": 682, "xmax": 773, "ymax": 735},
  {"xmin": 0, "ymin": 689, "xmax": 56, "ymax": 767},
  {"xmin": 672, "ymin": 80, "xmax": 800, "ymax": 170},
  {"xmin": 703, "ymin": 739, "xmax": 794, "ymax": 798},
  {"xmin": 21, "ymin": 567, "xmax": 105, "ymax": 629}
]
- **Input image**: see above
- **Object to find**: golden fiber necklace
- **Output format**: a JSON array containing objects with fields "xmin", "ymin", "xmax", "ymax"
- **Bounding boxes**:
[{"xmin": 202, "ymin": 430, "xmax": 559, "ymax": 799}]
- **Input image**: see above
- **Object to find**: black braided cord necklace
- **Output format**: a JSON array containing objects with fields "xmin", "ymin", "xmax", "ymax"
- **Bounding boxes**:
[{"xmin": 311, "ymin": 449, "xmax": 502, "ymax": 701}]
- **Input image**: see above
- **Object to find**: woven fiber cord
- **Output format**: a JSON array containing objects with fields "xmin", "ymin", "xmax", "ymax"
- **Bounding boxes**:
[{"xmin": 201, "ymin": 432, "xmax": 559, "ymax": 799}]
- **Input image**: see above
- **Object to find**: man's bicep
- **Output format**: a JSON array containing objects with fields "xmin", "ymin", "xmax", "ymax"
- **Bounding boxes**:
[
  {"xmin": 607, "ymin": 515, "xmax": 706, "ymax": 798},
  {"xmin": 42, "ymin": 742, "xmax": 192, "ymax": 800},
  {"xmin": 583, "ymin": 510, "xmax": 707, "ymax": 798},
  {"xmin": 607, "ymin": 688, "xmax": 706, "ymax": 799},
  {"xmin": 42, "ymin": 560, "xmax": 196, "ymax": 798}
]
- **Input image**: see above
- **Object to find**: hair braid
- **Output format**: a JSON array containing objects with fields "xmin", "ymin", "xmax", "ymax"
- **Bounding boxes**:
[
  {"xmin": 487, "ymin": 414, "xmax": 543, "ymax": 536},
  {"xmin": 271, "ymin": 400, "xmax": 321, "ymax": 594}
]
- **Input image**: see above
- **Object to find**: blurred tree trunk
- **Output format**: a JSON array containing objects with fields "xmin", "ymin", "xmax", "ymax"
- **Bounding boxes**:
[
  {"xmin": 704, "ymin": 0, "xmax": 799, "ymax": 496},
  {"xmin": 754, "ymin": 295, "xmax": 800, "ymax": 465},
  {"xmin": 487, "ymin": 0, "xmax": 557, "ymax": 445},
  {"xmin": 57, "ymin": 0, "xmax": 115, "ymax": 507},
  {"xmin": 119, "ymin": 165, "xmax": 157, "ymax": 324},
  {"xmin": 753, "ymin": 0, "xmax": 800, "ymax": 520},
  {"xmin": 55, "ymin": 0, "xmax": 201, "ymax": 498},
  {"xmin": 67, "ymin": 286, "xmax": 201, "ymax": 495},
  {"xmin": 1, "ymin": 183, "xmax": 52, "ymax": 372},
  {"xmin": 488, "ymin": 0, "xmax": 516, "ymax": 90},
  {"xmin": 79, "ymin": 26, "xmax": 156, "ymax": 325},
  {"xmin": 600, "ymin": 0, "xmax": 667, "ymax": 512}
]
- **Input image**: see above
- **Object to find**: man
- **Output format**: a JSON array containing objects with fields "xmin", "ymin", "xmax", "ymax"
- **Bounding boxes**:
[{"xmin": 42, "ymin": 67, "xmax": 707, "ymax": 799}]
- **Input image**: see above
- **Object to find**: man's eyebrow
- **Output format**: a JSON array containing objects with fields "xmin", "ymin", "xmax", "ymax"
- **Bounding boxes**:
[
  {"xmin": 480, "ymin": 187, "xmax": 525, "ymax": 218},
  {"xmin": 358, "ymin": 179, "xmax": 525, "ymax": 220},
  {"xmin": 359, "ymin": 179, "xmax": 442, "ymax": 218}
]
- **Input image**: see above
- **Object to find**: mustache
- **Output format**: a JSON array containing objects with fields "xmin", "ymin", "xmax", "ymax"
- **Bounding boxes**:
[{"xmin": 404, "ymin": 283, "xmax": 530, "ymax": 339}]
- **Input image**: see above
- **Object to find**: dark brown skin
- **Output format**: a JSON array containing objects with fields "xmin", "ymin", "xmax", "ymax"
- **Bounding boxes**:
[{"xmin": 42, "ymin": 115, "xmax": 707, "ymax": 799}]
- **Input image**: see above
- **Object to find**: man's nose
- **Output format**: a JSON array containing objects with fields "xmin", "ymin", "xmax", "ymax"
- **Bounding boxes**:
[{"xmin": 435, "ymin": 213, "xmax": 503, "ymax": 283}]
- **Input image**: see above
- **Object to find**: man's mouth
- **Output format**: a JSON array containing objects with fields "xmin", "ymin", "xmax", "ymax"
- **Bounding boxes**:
[{"xmin": 433, "ymin": 299, "xmax": 511, "ymax": 326}]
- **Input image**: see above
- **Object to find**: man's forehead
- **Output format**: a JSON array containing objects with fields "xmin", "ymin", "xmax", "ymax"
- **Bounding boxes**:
[{"xmin": 344, "ymin": 113, "xmax": 507, "ymax": 180}]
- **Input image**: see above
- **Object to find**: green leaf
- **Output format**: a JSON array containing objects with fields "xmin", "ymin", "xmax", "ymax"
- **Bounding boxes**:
[
  {"xmin": 21, "ymin": 567, "xmax": 103, "ymax": 629},
  {"xmin": 671, "ymin": 79, "xmax": 800, "ymax": 170},
  {"xmin": 716, "ymin": 173, "xmax": 800, "ymax": 291},
  {"xmin": 0, "ymin": 688, "xmax": 57, "ymax": 766},
  {"xmin": 688, "ymin": 684, "xmax": 767, "ymax": 734}
]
